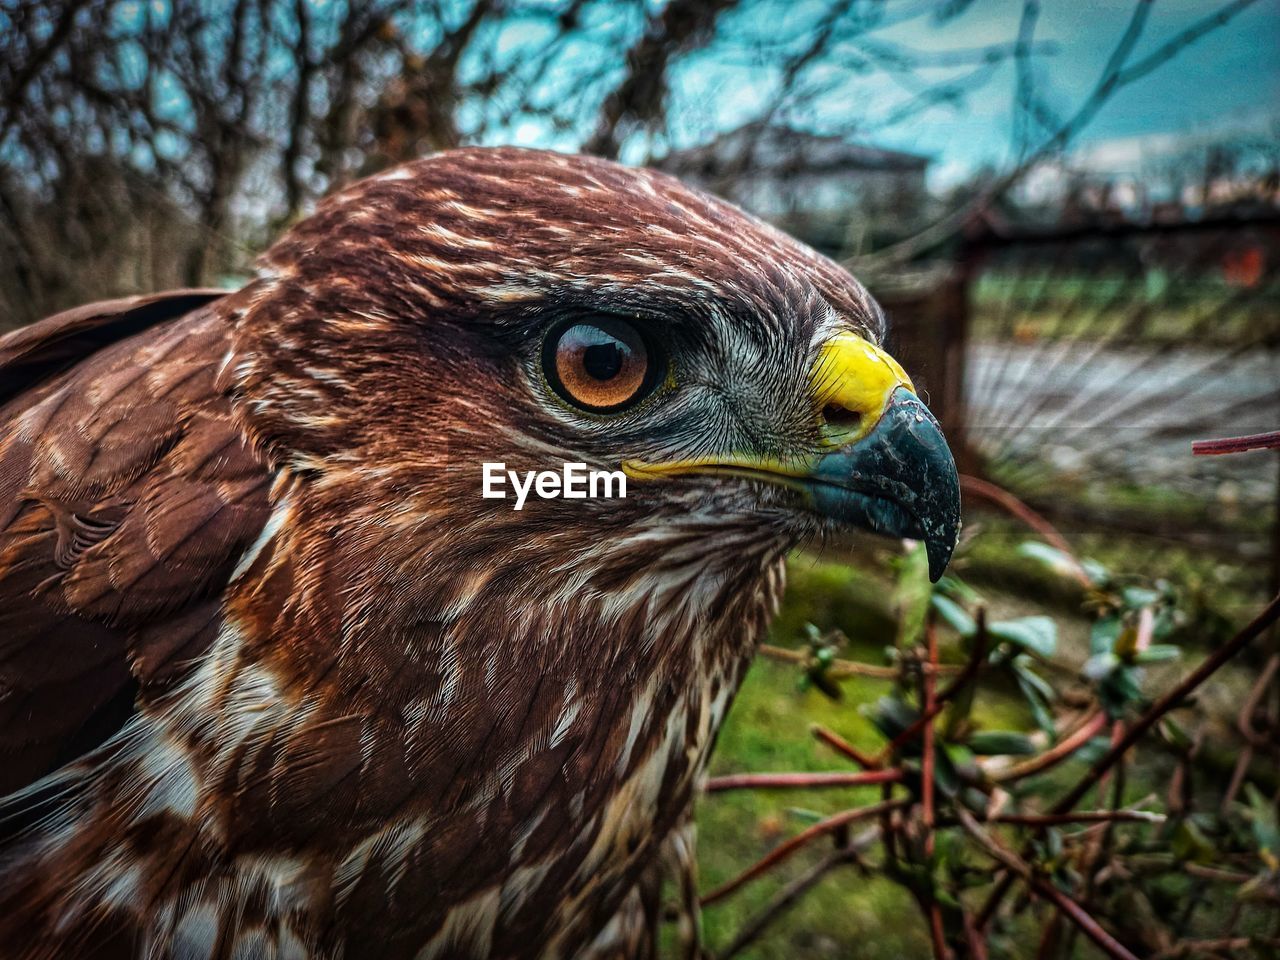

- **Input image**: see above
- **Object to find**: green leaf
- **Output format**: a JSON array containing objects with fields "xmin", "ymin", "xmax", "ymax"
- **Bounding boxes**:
[
  {"xmin": 1013, "ymin": 656, "xmax": 1055, "ymax": 700},
  {"xmin": 1158, "ymin": 717, "xmax": 1192, "ymax": 752},
  {"xmin": 988, "ymin": 616, "xmax": 1057, "ymax": 658},
  {"xmin": 785, "ymin": 807, "xmax": 826, "ymax": 824},
  {"xmin": 1171, "ymin": 819, "xmax": 1216, "ymax": 865},
  {"xmin": 1073, "ymin": 735, "xmax": 1112, "ymax": 765},
  {"xmin": 1019, "ymin": 542, "xmax": 1109, "ymax": 586},
  {"xmin": 934, "ymin": 888, "xmax": 963, "ymax": 911},
  {"xmin": 930, "ymin": 746, "xmax": 963, "ymax": 797},
  {"xmin": 1022, "ymin": 684, "xmax": 1056, "ymax": 735},
  {"xmin": 1100, "ymin": 665, "xmax": 1143, "ymax": 716},
  {"xmin": 1017, "ymin": 541, "xmax": 1076, "ymax": 576},
  {"xmin": 1134, "ymin": 644, "xmax": 1181, "ymax": 664},
  {"xmin": 868, "ymin": 696, "xmax": 921, "ymax": 744},
  {"xmin": 1121, "ymin": 586, "xmax": 1161, "ymax": 609},
  {"xmin": 805, "ymin": 665, "xmax": 843, "ymax": 701},
  {"xmin": 1013, "ymin": 658, "xmax": 1055, "ymax": 735},
  {"xmin": 967, "ymin": 731, "xmax": 1038, "ymax": 756},
  {"xmin": 931, "ymin": 594, "xmax": 976, "ymax": 636},
  {"xmin": 944, "ymin": 743, "xmax": 977, "ymax": 768},
  {"xmin": 1242, "ymin": 784, "xmax": 1279, "ymax": 869},
  {"xmin": 943, "ymin": 654, "xmax": 979, "ymax": 740},
  {"xmin": 1152, "ymin": 604, "xmax": 1180, "ymax": 640},
  {"xmin": 896, "ymin": 540, "xmax": 932, "ymax": 649},
  {"xmin": 1082, "ymin": 558, "xmax": 1111, "ymax": 585},
  {"xmin": 1090, "ymin": 616, "xmax": 1122, "ymax": 655},
  {"xmin": 1083, "ymin": 652, "xmax": 1119, "ymax": 681},
  {"xmin": 1046, "ymin": 828, "xmax": 1064, "ymax": 861},
  {"xmin": 935, "ymin": 574, "xmax": 981, "ymax": 604}
]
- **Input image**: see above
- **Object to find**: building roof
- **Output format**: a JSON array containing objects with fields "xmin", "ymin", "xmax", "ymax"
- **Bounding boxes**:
[{"xmin": 657, "ymin": 122, "xmax": 930, "ymax": 178}]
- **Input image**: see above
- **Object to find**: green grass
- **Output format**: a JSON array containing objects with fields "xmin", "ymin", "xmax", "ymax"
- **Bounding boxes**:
[{"xmin": 697, "ymin": 657, "xmax": 928, "ymax": 959}]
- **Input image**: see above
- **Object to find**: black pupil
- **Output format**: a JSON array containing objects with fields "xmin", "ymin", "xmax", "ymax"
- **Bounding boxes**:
[{"xmin": 582, "ymin": 340, "xmax": 624, "ymax": 380}]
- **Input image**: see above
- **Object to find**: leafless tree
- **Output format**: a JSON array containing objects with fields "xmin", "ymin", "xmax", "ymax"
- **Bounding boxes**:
[{"xmin": 0, "ymin": 0, "xmax": 1262, "ymax": 327}]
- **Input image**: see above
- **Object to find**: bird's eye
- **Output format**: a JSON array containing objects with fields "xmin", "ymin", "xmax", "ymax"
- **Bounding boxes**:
[{"xmin": 542, "ymin": 318, "xmax": 661, "ymax": 413}]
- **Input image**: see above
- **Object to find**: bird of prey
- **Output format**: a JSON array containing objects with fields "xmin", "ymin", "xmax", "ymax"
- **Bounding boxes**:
[{"xmin": 0, "ymin": 147, "xmax": 958, "ymax": 959}]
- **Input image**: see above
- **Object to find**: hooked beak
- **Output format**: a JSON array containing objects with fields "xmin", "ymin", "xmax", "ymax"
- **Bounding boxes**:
[{"xmin": 624, "ymin": 332, "xmax": 961, "ymax": 581}]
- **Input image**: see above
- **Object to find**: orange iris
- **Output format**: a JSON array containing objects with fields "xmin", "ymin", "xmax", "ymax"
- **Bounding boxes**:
[{"xmin": 546, "ymin": 318, "xmax": 654, "ymax": 412}]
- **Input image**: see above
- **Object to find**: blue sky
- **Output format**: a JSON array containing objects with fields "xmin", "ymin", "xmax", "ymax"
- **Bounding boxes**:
[
  {"xmin": 32, "ymin": 0, "xmax": 1277, "ymax": 195},
  {"xmin": 570, "ymin": 0, "xmax": 1280, "ymax": 188},
  {"xmin": 872, "ymin": 0, "xmax": 1280, "ymax": 184}
]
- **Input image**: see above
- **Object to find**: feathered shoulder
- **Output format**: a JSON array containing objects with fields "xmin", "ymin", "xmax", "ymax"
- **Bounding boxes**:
[{"xmin": 0, "ymin": 290, "xmax": 272, "ymax": 796}]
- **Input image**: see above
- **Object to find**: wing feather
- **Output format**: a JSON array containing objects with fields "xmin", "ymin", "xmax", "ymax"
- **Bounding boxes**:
[{"xmin": 0, "ymin": 291, "xmax": 273, "ymax": 795}]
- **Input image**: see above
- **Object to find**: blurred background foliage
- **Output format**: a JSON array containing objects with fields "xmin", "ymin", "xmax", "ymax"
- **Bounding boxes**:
[{"xmin": 3, "ymin": 1, "xmax": 1279, "ymax": 957}]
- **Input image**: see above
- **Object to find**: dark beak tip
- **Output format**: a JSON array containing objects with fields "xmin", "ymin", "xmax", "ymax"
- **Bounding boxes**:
[
  {"xmin": 810, "ymin": 386, "xmax": 961, "ymax": 582},
  {"xmin": 926, "ymin": 532, "xmax": 957, "ymax": 583},
  {"xmin": 924, "ymin": 470, "xmax": 962, "ymax": 584}
]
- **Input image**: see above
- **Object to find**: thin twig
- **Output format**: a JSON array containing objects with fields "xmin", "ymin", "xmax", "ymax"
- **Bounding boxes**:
[
  {"xmin": 922, "ymin": 617, "xmax": 948, "ymax": 960},
  {"xmin": 1236, "ymin": 653, "xmax": 1279, "ymax": 747},
  {"xmin": 939, "ymin": 809, "xmax": 1164, "ymax": 827},
  {"xmin": 849, "ymin": 0, "xmax": 1260, "ymax": 269},
  {"xmin": 955, "ymin": 808, "xmax": 1141, "ymax": 960},
  {"xmin": 705, "ymin": 770, "xmax": 903, "ymax": 792},
  {"xmin": 717, "ymin": 828, "xmax": 880, "ymax": 960},
  {"xmin": 876, "ymin": 612, "xmax": 991, "ymax": 763},
  {"xmin": 812, "ymin": 724, "xmax": 883, "ymax": 770},
  {"xmin": 1194, "ymin": 432, "xmax": 1280, "ymax": 455},
  {"xmin": 757, "ymin": 643, "xmax": 960, "ymax": 679},
  {"xmin": 959, "ymin": 475, "xmax": 1091, "ymax": 587},
  {"xmin": 1053, "ymin": 593, "xmax": 1280, "ymax": 815},
  {"xmin": 922, "ymin": 619, "xmax": 939, "ymax": 854},
  {"xmin": 990, "ymin": 711, "xmax": 1107, "ymax": 783},
  {"xmin": 928, "ymin": 904, "xmax": 949, "ymax": 960},
  {"xmin": 700, "ymin": 799, "xmax": 909, "ymax": 907},
  {"xmin": 1182, "ymin": 864, "xmax": 1256, "ymax": 885}
]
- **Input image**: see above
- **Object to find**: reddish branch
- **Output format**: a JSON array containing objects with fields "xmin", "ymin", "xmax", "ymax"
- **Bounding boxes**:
[
  {"xmin": 876, "ymin": 610, "xmax": 990, "ymax": 764},
  {"xmin": 990, "ymin": 711, "xmax": 1107, "ymax": 783},
  {"xmin": 960, "ymin": 475, "xmax": 1091, "ymax": 587},
  {"xmin": 922, "ymin": 620, "xmax": 940, "ymax": 852},
  {"xmin": 718, "ymin": 829, "xmax": 881, "ymax": 960},
  {"xmin": 812, "ymin": 724, "xmax": 883, "ymax": 770},
  {"xmin": 939, "ymin": 809, "xmax": 1165, "ymax": 827},
  {"xmin": 921, "ymin": 618, "xmax": 947, "ymax": 960},
  {"xmin": 1191, "ymin": 430, "xmax": 1280, "ymax": 455},
  {"xmin": 705, "ymin": 770, "xmax": 903, "ymax": 792},
  {"xmin": 700, "ymin": 799, "xmax": 909, "ymax": 906}
]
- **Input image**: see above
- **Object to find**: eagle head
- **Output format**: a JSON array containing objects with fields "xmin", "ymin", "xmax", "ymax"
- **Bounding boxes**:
[
  {"xmin": 227, "ymin": 147, "xmax": 959, "ymax": 589},
  {"xmin": 0, "ymin": 146, "xmax": 960, "ymax": 959}
]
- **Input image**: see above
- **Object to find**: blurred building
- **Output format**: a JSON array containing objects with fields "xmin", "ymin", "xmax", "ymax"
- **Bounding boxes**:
[{"xmin": 658, "ymin": 122, "xmax": 931, "ymax": 257}]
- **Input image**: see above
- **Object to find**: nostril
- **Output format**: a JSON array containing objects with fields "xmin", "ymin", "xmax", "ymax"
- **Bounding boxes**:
[{"xmin": 822, "ymin": 404, "xmax": 862, "ymax": 432}]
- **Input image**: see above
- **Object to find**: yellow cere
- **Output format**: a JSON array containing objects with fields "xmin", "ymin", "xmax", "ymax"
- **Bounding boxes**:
[
  {"xmin": 622, "ymin": 332, "xmax": 914, "ymax": 481},
  {"xmin": 811, "ymin": 332, "xmax": 914, "ymax": 444}
]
